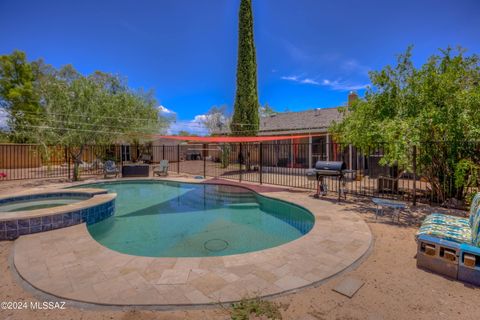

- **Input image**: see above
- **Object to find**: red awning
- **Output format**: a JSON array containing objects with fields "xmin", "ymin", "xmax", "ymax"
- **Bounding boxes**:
[{"xmin": 147, "ymin": 134, "xmax": 311, "ymax": 143}]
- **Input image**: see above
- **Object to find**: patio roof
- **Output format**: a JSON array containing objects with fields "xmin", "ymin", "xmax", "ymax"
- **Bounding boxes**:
[{"xmin": 147, "ymin": 134, "xmax": 311, "ymax": 143}]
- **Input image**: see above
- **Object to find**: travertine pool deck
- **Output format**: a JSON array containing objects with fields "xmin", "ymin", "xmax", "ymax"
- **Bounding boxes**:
[{"xmin": 12, "ymin": 178, "xmax": 372, "ymax": 306}]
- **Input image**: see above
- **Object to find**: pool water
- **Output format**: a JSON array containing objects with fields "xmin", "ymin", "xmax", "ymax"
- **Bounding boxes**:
[
  {"xmin": 79, "ymin": 181, "xmax": 314, "ymax": 257},
  {"xmin": 0, "ymin": 197, "xmax": 86, "ymax": 212}
]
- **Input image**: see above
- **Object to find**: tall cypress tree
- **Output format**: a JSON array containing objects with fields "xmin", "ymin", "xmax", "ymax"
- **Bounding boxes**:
[{"xmin": 230, "ymin": 0, "xmax": 259, "ymax": 136}]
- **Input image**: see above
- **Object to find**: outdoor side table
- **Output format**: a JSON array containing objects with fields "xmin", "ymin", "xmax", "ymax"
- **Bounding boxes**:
[
  {"xmin": 372, "ymin": 198, "xmax": 407, "ymax": 222},
  {"xmin": 121, "ymin": 164, "xmax": 150, "ymax": 177}
]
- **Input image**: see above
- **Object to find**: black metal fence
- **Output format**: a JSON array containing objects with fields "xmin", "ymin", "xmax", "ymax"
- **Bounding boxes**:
[{"xmin": 0, "ymin": 142, "xmax": 475, "ymax": 206}]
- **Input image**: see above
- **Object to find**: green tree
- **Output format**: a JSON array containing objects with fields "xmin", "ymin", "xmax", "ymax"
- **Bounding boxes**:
[
  {"xmin": 0, "ymin": 50, "xmax": 43, "ymax": 142},
  {"xmin": 331, "ymin": 46, "xmax": 480, "ymax": 202},
  {"xmin": 29, "ymin": 65, "xmax": 167, "ymax": 180},
  {"xmin": 230, "ymin": 0, "xmax": 259, "ymax": 136}
]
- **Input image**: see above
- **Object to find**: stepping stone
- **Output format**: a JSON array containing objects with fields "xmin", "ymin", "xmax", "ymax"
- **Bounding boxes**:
[{"xmin": 332, "ymin": 276, "xmax": 364, "ymax": 298}]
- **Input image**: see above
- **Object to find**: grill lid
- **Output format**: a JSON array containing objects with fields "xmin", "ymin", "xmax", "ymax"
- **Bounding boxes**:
[{"xmin": 314, "ymin": 161, "xmax": 346, "ymax": 171}]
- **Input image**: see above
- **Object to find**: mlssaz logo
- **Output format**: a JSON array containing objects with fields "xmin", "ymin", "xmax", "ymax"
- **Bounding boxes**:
[{"xmin": 30, "ymin": 301, "xmax": 66, "ymax": 310}]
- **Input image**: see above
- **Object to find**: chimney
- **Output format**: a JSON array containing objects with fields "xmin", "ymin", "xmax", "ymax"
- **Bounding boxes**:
[{"xmin": 348, "ymin": 91, "xmax": 358, "ymax": 107}]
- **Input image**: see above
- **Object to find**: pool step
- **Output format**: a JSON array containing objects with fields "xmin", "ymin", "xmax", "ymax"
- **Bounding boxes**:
[{"xmin": 227, "ymin": 203, "xmax": 260, "ymax": 209}]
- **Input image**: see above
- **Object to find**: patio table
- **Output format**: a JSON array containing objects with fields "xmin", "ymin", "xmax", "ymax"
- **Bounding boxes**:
[{"xmin": 372, "ymin": 198, "xmax": 407, "ymax": 222}]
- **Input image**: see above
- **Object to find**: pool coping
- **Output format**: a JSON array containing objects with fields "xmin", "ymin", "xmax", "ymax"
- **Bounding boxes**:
[{"xmin": 10, "ymin": 177, "xmax": 373, "ymax": 307}]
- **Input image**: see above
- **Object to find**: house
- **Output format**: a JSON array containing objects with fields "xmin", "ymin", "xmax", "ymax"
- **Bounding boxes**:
[
  {"xmin": 239, "ymin": 91, "xmax": 358, "ymax": 170},
  {"xmin": 149, "ymin": 92, "xmax": 367, "ymax": 171}
]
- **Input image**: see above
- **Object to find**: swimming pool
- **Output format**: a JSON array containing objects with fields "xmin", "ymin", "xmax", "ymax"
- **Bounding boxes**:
[{"xmin": 78, "ymin": 180, "xmax": 314, "ymax": 257}]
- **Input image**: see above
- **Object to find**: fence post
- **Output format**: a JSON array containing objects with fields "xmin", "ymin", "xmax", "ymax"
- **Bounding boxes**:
[
  {"xmin": 203, "ymin": 143, "xmax": 207, "ymax": 178},
  {"xmin": 177, "ymin": 144, "xmax": 180, "ymax": 174},
  {"xmin": 66, "ymin": 146, "xmax": 71, "ymax": 180},
  {"xmin": 259, "ymin": 142, "xmax": 263, "ymax": 184},
  {"xmin": 162, "ymin": 144, "xmax": 165, "ymax": 160},
  {"xmin": 412, "ymin": 145, "xmax": 417, "ymax": 206},
  {"xmin": 239, "ymin": 143, "xmax": 243, "ymax": 183}
]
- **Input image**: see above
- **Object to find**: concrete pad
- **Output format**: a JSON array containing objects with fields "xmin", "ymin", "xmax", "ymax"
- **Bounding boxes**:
[{"xmin": 332, "ymin": 277, "xmax": 365, "ymax": 298}]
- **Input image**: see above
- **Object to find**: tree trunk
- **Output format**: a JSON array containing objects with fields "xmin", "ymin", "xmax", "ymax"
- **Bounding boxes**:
[{"xmin": 70, "ymin": 145, "xmax": 85, "ymax": 181}]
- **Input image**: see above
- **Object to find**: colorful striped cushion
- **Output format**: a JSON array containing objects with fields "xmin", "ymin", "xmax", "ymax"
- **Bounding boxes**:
[
  {"xmin": 417, "ymin": 223, "xmax": 472, "ymax": 244},
  {"xmin": 422, "ymin": 213, "xmax": 470, "ymax": 228},
  {"xmin": 418, "ymin": 193, "xmax": 480, "ymax": 247}
]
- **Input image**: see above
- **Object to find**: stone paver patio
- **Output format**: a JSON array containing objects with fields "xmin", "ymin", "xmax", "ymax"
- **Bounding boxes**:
[{"xmin": 12, "ymin": 178, "xmax": 372, "ymax": 306}]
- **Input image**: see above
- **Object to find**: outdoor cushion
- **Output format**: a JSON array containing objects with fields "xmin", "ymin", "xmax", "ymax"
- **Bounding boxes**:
[
  {"xmin": 469, "ymin": 193, "xmax": 480, "ymax": 225},
  {"xmin": 417, "ymin": 223, "xmax": 472, "ymax": 244},
  {"xmin": 422, "ymin": 213, "xmax": 470, "ymax": 228},
  {"xmin": 419, "ymin": 192, "xmax": 480, "ymax": 247}
]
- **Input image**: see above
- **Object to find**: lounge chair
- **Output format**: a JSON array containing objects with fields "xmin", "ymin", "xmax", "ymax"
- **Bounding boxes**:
[
  {"xmin": 153, "ymin": 160, "xmax": 169, "ymax": 176},
  {"xmin": 103, "ymin": 160, "xmax": 119, "ymax": 178},
  {"xmin": 416, "ymin": 193, "xmax": 480, "ymax": 283}
]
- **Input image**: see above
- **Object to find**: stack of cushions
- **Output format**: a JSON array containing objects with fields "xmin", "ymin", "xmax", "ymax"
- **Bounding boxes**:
[{"xmin": 417, "ymin": 193, "xmax": 480, "ymax": 246}]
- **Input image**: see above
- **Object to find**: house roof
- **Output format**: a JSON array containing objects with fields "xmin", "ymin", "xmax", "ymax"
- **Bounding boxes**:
[{"xmin": 257, "ymin": 107, "xmax": 345, "ymax": 136}]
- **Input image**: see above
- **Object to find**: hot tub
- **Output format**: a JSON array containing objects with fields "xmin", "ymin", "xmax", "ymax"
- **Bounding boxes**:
[{"xmin": 0, "ymin": 189, "xmax": 116, "ymax": 240}]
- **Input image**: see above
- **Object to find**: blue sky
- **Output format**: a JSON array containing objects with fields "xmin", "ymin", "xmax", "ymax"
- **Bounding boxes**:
[{"xmin": 1, "ymin": 0, "xmax": 479, "ymax": 134}]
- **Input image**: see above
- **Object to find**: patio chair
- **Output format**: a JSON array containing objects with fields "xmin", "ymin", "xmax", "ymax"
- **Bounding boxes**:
[
  {"xmin": 377, "ymin": 170, "xmax": 404, "ymax": 193},
  {"xmin": 416, "ymin": 192, "xmax": 480, "ymax": 281},
  {"xmin": 103, "ymin": 160, "xmax": 119, "ymax": 178},
  {"xmin": 153, "ymin": 160, "xmax": 169, "ymax": 176}
]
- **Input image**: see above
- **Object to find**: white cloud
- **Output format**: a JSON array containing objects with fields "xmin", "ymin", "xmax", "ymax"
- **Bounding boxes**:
[
  {"xmin": 281, "ymin": 74, "xmax": 368, "ymax": 91},
  {"xmin": 281, "ymin": 75, "xmax": 300, "ymax": 81},
  {"xmin": 158, "ymin": 105, "xmax": 175, "ymax": 115},
  {"xmin": 301, "ymin": 78, "xmax": 319, "ymax": 85},
  {"xmin": 193, "ymin": 114, "xmax": 207, "ymax": 122},
  {"xmin": 282, "ymin": 75, "xmax": 319, "ymax": 85},
  {"xmin": 321, "ymin": 79, "xmax": 369, "ymax": 91},
  {"xmin": 168, "ymin": 114, "xmax": 208, "ymax": 136}
]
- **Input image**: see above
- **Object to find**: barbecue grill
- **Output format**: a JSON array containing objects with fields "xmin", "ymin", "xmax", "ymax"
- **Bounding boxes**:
[{"xmin": 306, "ymin": 161, "xmax": 347, "ymax": 201}]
